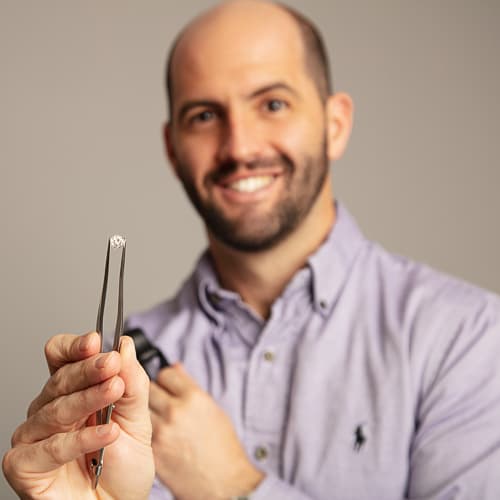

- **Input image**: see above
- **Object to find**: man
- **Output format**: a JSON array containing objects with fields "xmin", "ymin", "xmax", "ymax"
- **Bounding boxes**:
[{"xmin": 3, "ymin": 1, "xmax": 500, "ymax": 499}]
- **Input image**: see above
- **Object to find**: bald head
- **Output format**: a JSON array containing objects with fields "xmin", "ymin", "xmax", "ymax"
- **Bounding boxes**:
[{"xmin": 165, "ymin": 0, "xmax": 332, "ymax": 117}]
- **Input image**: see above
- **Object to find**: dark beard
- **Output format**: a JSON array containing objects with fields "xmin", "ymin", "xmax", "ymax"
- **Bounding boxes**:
[{"xmin": 176, "ymin": 141, "xmax": 329, "ymax": 252}]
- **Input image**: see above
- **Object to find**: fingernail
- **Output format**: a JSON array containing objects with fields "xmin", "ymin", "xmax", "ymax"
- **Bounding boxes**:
[
  {"xmin": 95, "ymin": 353, "xmax": 109, "ymax": 369},
  {"xmin": 100, "ymin": 377, "xmax": 116, "ymax": 392},
  {"xmin": 121, "ymin": 336, "xmax": 136, "ymax": 358},
  {"xmin": 96, "ymin": 423, "xmax": 114, "ymax": 435},
  {"xmin": 79, "ymin": 334, "xmax": 92, "ymax": 352}
]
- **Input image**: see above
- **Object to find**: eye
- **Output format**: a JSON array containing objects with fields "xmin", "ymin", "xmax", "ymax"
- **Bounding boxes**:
[
  {"xmin": 266, "ymin": 99, "xmax": 287, "ymax": 112},
  {"xmin": 190, "ymin": 110, "xmax": 216, "ymax": 124}
]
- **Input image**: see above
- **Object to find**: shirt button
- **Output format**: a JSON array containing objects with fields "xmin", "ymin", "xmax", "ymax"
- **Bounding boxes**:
[
  {"xmin": 254, "ymin": 446, "xmax": 268, "ymax": 461},
  {"xmin": 208, "ymin": 292, "xmax": 221, "ymax": 306},
  {"xmin": 319, "ymin": 299, "xmax": 328, "ymax": 309},
  {"xmin": 263, "ymin": 350, "xmax": 275, "ymax": 362}
]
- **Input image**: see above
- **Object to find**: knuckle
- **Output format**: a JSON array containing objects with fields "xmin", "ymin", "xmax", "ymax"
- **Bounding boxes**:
[
  {"xmin": 52, "ymin": 366, "xmax": 72, "ymax": 395},
  {"xmin": 77, "ymin": 386, "xmax": 92, "ymax": 410},
  {"xmin": 157, "ymin": 366, "xmax": 173, "ymax": 385},
  {"xmin": 73, "ymin": 429, "xmax": 86, "ymax": 453},
  {"xmin": 82, "ymin": 355, "xmax": 96, "ymax": 383},
  {"xmin": 2, "ymin": 448, "xmax": 16, "ymax": 478},
  {"xmin": 45, "ymin": 333, "xmax": 80, "ymax": 373},
  {"xmin": 44, "ymin": 334, "xmax": 63, "ymax": 360},
  {"xmin": 155, "ymin": 370, "xmax": 167, "ymax": 386},
  {"xmin": 10, "ymin": 425, "xmax": 23, "ymax": 447},
  {"xmin": 50, "ymin": 397, "xmax": 73, "ymax": 428},
  {"xmin": 27, "ymin": 395, "xmax": 41, "ymax": 418},
  {"xmin": 44, "ymin": 434, "xmax": 65, "ymax": 464}
]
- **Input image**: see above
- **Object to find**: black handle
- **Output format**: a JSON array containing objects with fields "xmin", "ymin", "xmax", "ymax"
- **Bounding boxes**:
[{"xmin": 124, "ymin": 328, "xmax": 169, "ymax": 377}]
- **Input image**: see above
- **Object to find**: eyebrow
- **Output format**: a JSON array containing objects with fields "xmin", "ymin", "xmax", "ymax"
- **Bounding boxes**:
[
  {"xmin": 176, "ymin": 82, "xmax": 300, "ymax": 123},
  {"xmin": 247, "ymin": 82, "xmax": 300, "ymax": 99}
]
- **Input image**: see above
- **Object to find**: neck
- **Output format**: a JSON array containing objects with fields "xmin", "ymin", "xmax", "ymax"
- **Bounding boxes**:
[{"xmin": 208, "ymin": 180, "xmax": 335, "ymax": 319}]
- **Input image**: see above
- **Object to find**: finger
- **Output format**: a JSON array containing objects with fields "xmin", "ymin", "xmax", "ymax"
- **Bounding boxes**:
[
  {"xmin": 149, "ymin": 410, "xmax": 176, "ymax": 458},
  {"xmin": 149, "ymin": 409, "xmax": 164, "ymax": 441},
  {"xmin": 149, "ymin": 410, "xmax": 172, "ymax": 459},
  {"xmin": 113, "ymin": 337, "xmax": 150, "ymax": 421},
  {"xmin": 45, "ymin": 332, "xmax": 101, "ymax": 375},
  {"xmin": 108, "ymin": 337, "xmax": 152, "ymax": 446},
  {"xmin": 28, "ymin": 350, "xmax": 121, "ymax": 417},
  {"xmin": 149, "ymin": 381, "xmax": 173, "ymax": 417},
  {"xmin": 156, "ymin": 363, "xmax": 195, "ymax": 397},
  {"xmin": 13, "ymin": 376, "xmax": 125, "ymax": 446},
  {"xmin": 3, "ymin": 423, "xmax": 119, "ymax": 479}
]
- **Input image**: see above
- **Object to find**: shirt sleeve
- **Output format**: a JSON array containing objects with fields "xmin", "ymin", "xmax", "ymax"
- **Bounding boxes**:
[
  {"xmin": 148, "ymin": 477, "xmax": 173, "ymax": 500},
  {"xmin": 406, "ymin": 294, "xmax": 500, "ymax": 499}
]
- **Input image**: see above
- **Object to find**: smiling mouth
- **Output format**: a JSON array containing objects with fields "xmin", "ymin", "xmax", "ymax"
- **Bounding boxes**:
[{"xmin": 224, "ymin": 175, "xmax": 276, "ymax": 193}]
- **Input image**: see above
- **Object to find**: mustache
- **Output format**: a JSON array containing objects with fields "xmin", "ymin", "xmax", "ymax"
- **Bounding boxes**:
[{"xmin": 209, "ymin": 155, "xmax": 294, "ymax": 184}]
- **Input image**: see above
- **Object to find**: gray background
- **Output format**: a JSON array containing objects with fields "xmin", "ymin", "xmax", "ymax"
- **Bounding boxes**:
[{"xmin": 1, "ymin": 1, "xmax": 499, "ymax": 497}]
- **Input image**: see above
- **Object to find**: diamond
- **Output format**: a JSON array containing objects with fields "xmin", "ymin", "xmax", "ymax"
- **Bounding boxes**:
[{"xmin": 110, "ymin": 234, "xmax": 126, "ymax": 249}]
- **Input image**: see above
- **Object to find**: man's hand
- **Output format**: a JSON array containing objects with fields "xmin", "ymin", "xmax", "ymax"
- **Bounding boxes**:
[
  {"xmin": 150, "ymin": 363, "xmax": 264, "ymax": 500},
  {"xmin": 2, "ymin": 332, "xmax": 155, "ymax": 500}
]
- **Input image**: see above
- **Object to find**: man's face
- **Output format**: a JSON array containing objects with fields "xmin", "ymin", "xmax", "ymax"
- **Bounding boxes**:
[{"xmin": 166, "ymin": 7, "xmax": 331, "ymax": 252}]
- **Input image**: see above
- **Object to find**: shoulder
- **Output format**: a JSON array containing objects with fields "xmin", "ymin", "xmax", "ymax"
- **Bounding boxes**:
[
  {"xmin": 360, "ymin": 241, "xmax": 500, "ymax": 391},
  {"xmin": 361, "ymin": 240, "xmax": 500, "ymax": 324}
]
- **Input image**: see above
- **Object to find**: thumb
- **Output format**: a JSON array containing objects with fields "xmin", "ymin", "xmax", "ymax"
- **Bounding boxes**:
[{"xmin": 113, "ymin": 336, "xmax": 151, "ymax": 441}]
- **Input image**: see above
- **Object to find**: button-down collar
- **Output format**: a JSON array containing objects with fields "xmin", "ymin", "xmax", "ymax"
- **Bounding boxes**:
[
  {"xmin": 194, "ymin": 201, "xmax": 366, "ymax": 323},
  {"xmin": 308, "ymin": 202, "xmax": 367, "ymax": 316}
]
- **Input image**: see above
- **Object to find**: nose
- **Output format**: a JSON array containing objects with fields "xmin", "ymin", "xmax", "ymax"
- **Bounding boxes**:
[{"xmin": 217, "ymin": 111, "xmax": 263, "ymax": 164}]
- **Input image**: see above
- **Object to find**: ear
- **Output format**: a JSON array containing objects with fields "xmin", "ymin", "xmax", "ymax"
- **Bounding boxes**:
[
  {"xmin": 163, "ymin": 122, "xmax": 180, "ymax": 178},
  {"xmin": 325, "ymin": 92, "xmax": 354, "ymax": 162}
]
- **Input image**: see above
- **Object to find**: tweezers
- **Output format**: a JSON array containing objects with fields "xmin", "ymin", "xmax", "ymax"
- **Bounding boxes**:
[{"xmin": 91, "ymin": 235, "xmax": 126, "ymax": 489}]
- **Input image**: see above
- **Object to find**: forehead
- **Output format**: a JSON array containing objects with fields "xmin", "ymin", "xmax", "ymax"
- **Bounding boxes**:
[{"xmin": 170, "ymin": 4, "xmax": 308, "ymax": 105}]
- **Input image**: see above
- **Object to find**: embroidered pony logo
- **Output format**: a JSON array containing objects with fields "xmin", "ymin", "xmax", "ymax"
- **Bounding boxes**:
[{"xmin": 354, "ymin": 424, "xmax": 367, "ymax": 451}]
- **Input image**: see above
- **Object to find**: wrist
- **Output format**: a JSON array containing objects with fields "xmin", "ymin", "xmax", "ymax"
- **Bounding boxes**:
[{"xmin": 228, "ymin": 467, "xmax": 264, "ymax": 500}]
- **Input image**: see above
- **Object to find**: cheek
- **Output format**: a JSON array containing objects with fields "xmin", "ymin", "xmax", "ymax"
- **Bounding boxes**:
[
  {"xmin": 272, "ymin": 118, "xmax": 324, "ymax": 158},
  {"xmin": 174, "ymin": 136, "xmax": 218, "ymax": 178}
]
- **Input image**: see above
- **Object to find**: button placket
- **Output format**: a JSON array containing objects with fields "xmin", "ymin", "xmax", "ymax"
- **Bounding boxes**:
[
  {"xmin": 244, "ymin": 324, "xmax": 280, "ymax": 430},
  {"xmin": 243, "ymin": 291, "xmax": 312, "ymax": 474}
]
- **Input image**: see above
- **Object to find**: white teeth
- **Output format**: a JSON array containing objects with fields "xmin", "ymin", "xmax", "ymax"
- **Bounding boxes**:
[{"xmin": 228, "ymin": 175, "xmax": 274, "ymax": 193}]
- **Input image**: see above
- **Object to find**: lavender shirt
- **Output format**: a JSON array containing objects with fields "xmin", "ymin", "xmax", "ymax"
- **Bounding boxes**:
[{"xmin": 127, "ymin": 203, "xmax": 500, "ymax": 499}]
